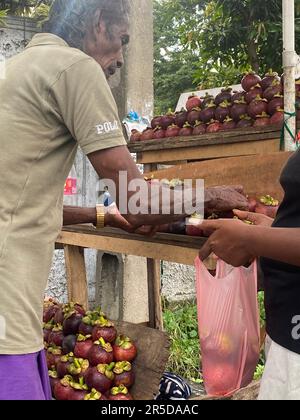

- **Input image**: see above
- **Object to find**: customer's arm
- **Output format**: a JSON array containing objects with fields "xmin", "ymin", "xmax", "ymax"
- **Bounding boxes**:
[{"xmin": 198, "ymin": 218, "xmax": 300, "ymax": 268}]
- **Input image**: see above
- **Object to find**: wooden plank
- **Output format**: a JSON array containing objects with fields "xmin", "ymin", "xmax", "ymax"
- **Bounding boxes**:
[
  {"xmin": 57, "ymin": 230, "xmax": 206, "ymax": 266},
  {"xmin": 144, "ymin": 151, "xmax": 292, "ymax": 200},
  {"xmin": 147, "ymin": 259, "xmax": 163, "ymax": 331},
  {"xmin": 128, "ymin": 126, "xmax": 281, "ymax": 153},
  {"xmin": 143, "ymin": 163, "xmax": 158, "ymax": 173},
  {"xmin": 60, "ymin": 225, "xmax": 207, "ymax": 250},
  {"xmin": 137, "ymin": 139, "xmax": 280, "ymax": 164},
  {"xmin": 113, "ymin": 321, "xmax": 170, "ymax": 400},
  {"xmin": 64, "ymin": 245, "xmax": 89, "ymax": 310}
]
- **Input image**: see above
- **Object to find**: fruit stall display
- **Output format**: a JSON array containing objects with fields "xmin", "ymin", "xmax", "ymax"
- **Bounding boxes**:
[
  {"xmin": 44, "ymin": 300, "xmax": 138, "ymax": 400},
  {"xmin": 130, "ymin": 72, "xmax": 300, "ymax": 142}
]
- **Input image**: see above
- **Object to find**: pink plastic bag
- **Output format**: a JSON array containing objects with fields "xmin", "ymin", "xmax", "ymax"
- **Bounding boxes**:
[{"xmin": 195, "ymin": 257, "xmax": 260, "ymax": 397}]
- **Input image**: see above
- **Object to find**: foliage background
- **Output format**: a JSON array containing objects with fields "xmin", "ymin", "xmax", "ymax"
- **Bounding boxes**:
[
  {"xmin": 154, "ymin": 0, "xmax": 300, "ymax": 113},
  {"xmin": 1, "ymin": 1, "xmax": 299, "ymax": 113}
]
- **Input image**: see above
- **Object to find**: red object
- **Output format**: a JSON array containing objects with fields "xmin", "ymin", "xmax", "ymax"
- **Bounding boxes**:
[
  {"xmin": 253, "ymin": 115, "xmax": 270, "ymax": 127},
  {"xmin": 193, "ymin": 122, "xmax": 207, "ymax": 135},
  {"xmin": 230, "ymin": 100, "xmax": 248, "ymax": 122},
  {"xmin": 203, "ymin": 363, "xmax": 237, "ymax": 396},
  {"xmin": 206, "ymin": 121, "xmax": 223, "ymax": 133},
  {"xmin": 151, "ymin": 116, "xmax": 163, "ymax": 129},
  {"xmin": 241, "ymin": 71, "xmax": 261, "ymax": 92},
  {"xmin": 245, "ymin": 87, "xmax": 263, "ymax": 104},
  {"xmin": 113, "ymin": 336, "xmax": 137, "ymax": 362},
  {"xmin": 221, "ymin": 118, "xmax": 236, "ymax": 131},
  {"xmin": 247, "ymin": 97, "xmax": 268, "ymax": 119},
  {"xmin": 175, "ymin": 110, "xmax": 189, "ymax": 128},
  {"xmin": 92, "ymin": 326, "xmax": 117, "ymax": 343},
  {"xmin": 270, "ymin": 111, "xmax": 284, "ymax": 126},
  {"xmin": 130, "ymin": 130, "xmax": 141, "ymax": 142},
  {"xmin": 236, "ymin": 118, "xmax": 253, "ymax": 129},
  {"xmin": 195, "ymin": 259, "xmax": 260, "ymax": 397},
  {"xmin": 153, "ymin": 128, "xmax": 166, "ymax": 139},
  {"xmin": 232, "ymin": 91, "xmax": 246, "ymax": 103},
  {"xmin": 165, "ymin": 125, "xmax": 181, "ymax": 138},
  {"xmin": 140, "ymin": 128, "xmax": 155, "ymax": 141},
  {"xmin": 263, "ymin": 82, "xmax": 283, "ymax": 102},
  {"xmin": 267, "ymin": 96, "xmax": 284, "ymax": 115},
  {"xmin": 179, "ymin": 126, "xmax": 193, "ymax": 137},
  {"xmin": 186, "ymin": 217, "xmax": 204, "ymax": 237},
  {"xmin": 74, "ymin": 338, "xmax": 94, "ymax": 360},
  {"xmin": 215, "ymin": 88, "xmax": 232, "ymax": 106},
  {"xmin": 260, "ymin": 70, "xmax": 280, "ymax": 91},
  {"xmin": 64, "ymin": 178, "xmax": 77, "ymax": 196},
  {"xmin": 88, "ymin": 342, "xmax": 114, "ymax": 366},
  {"xmin": 215, "ymin": 102, "xmax": 231, "ymax": 122},
  {"xmin": 186, "ymin": 95, "xmax": 202, "ymax": 112},
  {"xmin": 54, "ymin": 381, "xmax": 74, "ymax": 401}
]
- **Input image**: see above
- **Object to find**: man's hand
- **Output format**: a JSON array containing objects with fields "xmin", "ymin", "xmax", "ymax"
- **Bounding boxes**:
[
  {"xmin": 233, "ymin": 210, "xmax": 274, "ymax": 227},
  {"xmin": 206, "ymin": 186, "xmax": 249, "ymax": 213},
  {"xmin": 199, "ymin": 219, "xmax": 254, "ymax": 267},
  {"xmin": 105, "ymin": 205, "xmax": 158, "ymax": 236},
  {"xmin": 105, "ymin": 207, "xmax": 134, "ymax": 233}
]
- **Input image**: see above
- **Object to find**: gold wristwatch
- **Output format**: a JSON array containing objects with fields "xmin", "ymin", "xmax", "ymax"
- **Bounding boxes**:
[{"xmin": 95, "ymin": 204, "xmax": 105, "ymax": 229}]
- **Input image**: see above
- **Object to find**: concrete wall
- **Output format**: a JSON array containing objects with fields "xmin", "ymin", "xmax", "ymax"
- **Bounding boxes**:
[{"xmin": 0, "ymin": 16, "xmax": 37, "ymax": 57}]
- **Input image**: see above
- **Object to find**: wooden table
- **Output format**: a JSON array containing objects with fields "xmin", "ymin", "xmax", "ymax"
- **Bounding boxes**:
[
  {"xmin": 128, "ymin": 126, "xmax": 283, "ymax": 172},
  {"xmin": 56, "ymin": 226, "xmax": 207, "ymax": 330}
]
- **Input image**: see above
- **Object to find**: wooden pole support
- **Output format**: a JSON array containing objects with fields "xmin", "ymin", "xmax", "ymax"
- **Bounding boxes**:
[
  {"xmin": 64, "ymin": 245, "xmax": 89, "ymax": 310},
  {"xmin": 147, "ymin": 259, "xmax": 163, "ymax": 331}
]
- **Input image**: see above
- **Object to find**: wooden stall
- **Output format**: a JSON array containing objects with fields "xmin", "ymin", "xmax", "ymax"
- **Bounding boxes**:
[
  {"xmin": 55, "ymin": 148, "xmax": 294, "ymax": 400},
  {"xmin": 56, "ymin": 226, "xmax": 207, "ymax": 331},
  {"xmin": 56, "ymin": 150, "xmax": 292, "ymax": 332},
  {"xmin": 128, "ymin": 126, "xmax": 283, "ymax": 172}
]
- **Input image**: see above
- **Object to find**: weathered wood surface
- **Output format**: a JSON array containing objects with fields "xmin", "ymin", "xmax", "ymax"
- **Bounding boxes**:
[
  {"xmin": 113, "ymin": 321, "xmax": 170, "ymax": 400},
  {"xmin": 137, "ymin": 139, "xmax": 280, "ymax": 164},
  {"xmin": 58, "ymin": 225, "xmax": 205, "ymax": 248},
  {"xmin": 64, "ymin": 245, "xmax": 89, "ymax": 310},
  {"xmin": 128, "ymin": 126, "xmax": 281, "ymax": 153},
  {"xmin": 56, "ymin": 226, "xmax": 208, "ymax": 266},
  {"xmin": 145, "ymin": 152, "xmax": 292, "ymax": 200},
  {"xmin": 147, "ymin": 259, "xmax": 163, "ymax": 330}
]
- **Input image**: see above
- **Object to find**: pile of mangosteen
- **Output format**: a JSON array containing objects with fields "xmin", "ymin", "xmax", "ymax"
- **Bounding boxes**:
[
  {"xmin": 130, "ymin": 71, "xmax": 300, "ymax": 142},
  {"xmin": 44, "ymin": 300, "xmax": 137, "ymax": 400}
]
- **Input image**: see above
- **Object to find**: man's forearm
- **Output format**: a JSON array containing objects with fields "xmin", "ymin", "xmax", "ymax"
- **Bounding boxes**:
[
  {"xmin": 63, "ymin": 206, "xmax": 97, "ymax": 226},
  {"xmin": 88, "ymin": 147, "xmax": 247, "ymax": 228},
  {"xmin": 248, "ymin": 226, "xmax": 300, "ymax": 267},
  {"xmin": 124, "ymin": 186, "xmax": 245, "ymax": 228},
  {"xmin": 124, "ymin": 187, "xmax": 216, "ymax": 227}
]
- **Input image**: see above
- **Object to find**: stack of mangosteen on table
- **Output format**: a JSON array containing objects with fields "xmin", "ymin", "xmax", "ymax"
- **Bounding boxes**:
[
  {"xmin": 130, "ymin": 70, "xmax": 300, "ymax": 143},
  {"xmin": 44, "ymin": 300, "xmax": 137, "ymax": 400}
]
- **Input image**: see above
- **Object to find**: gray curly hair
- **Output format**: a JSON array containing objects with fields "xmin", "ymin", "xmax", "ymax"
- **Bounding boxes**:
[{"xmin": 43, "ymin": 0, "xmax": 130, "ymax": 49}]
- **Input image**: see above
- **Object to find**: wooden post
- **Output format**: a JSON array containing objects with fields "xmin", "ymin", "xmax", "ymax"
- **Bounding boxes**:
[
  {"xmin": 64, "ymin": 245, "xmax": 89, "ymax": 310},
  {"xmin": 147, "ymin": 259, "xmax": 163, "ymax": 330}
]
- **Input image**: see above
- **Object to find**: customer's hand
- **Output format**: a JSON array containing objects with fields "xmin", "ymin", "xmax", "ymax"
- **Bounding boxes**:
[
  {"xmin": 233, "ymin": 209, "xmax": 274, "ymax": 227},
  {"xmin": 199, "ymin": 219, "xmax": 254, "ymax": 267}
]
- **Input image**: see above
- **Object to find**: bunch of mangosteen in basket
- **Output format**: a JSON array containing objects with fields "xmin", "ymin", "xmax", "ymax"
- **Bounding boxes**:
[
  {"xmin": 130, "ymin": 71, "xmax": 300, "ymax": 142},
  {"xmin": 44, "ymin": 300, "xmax": 137, "ymax": 400}
]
